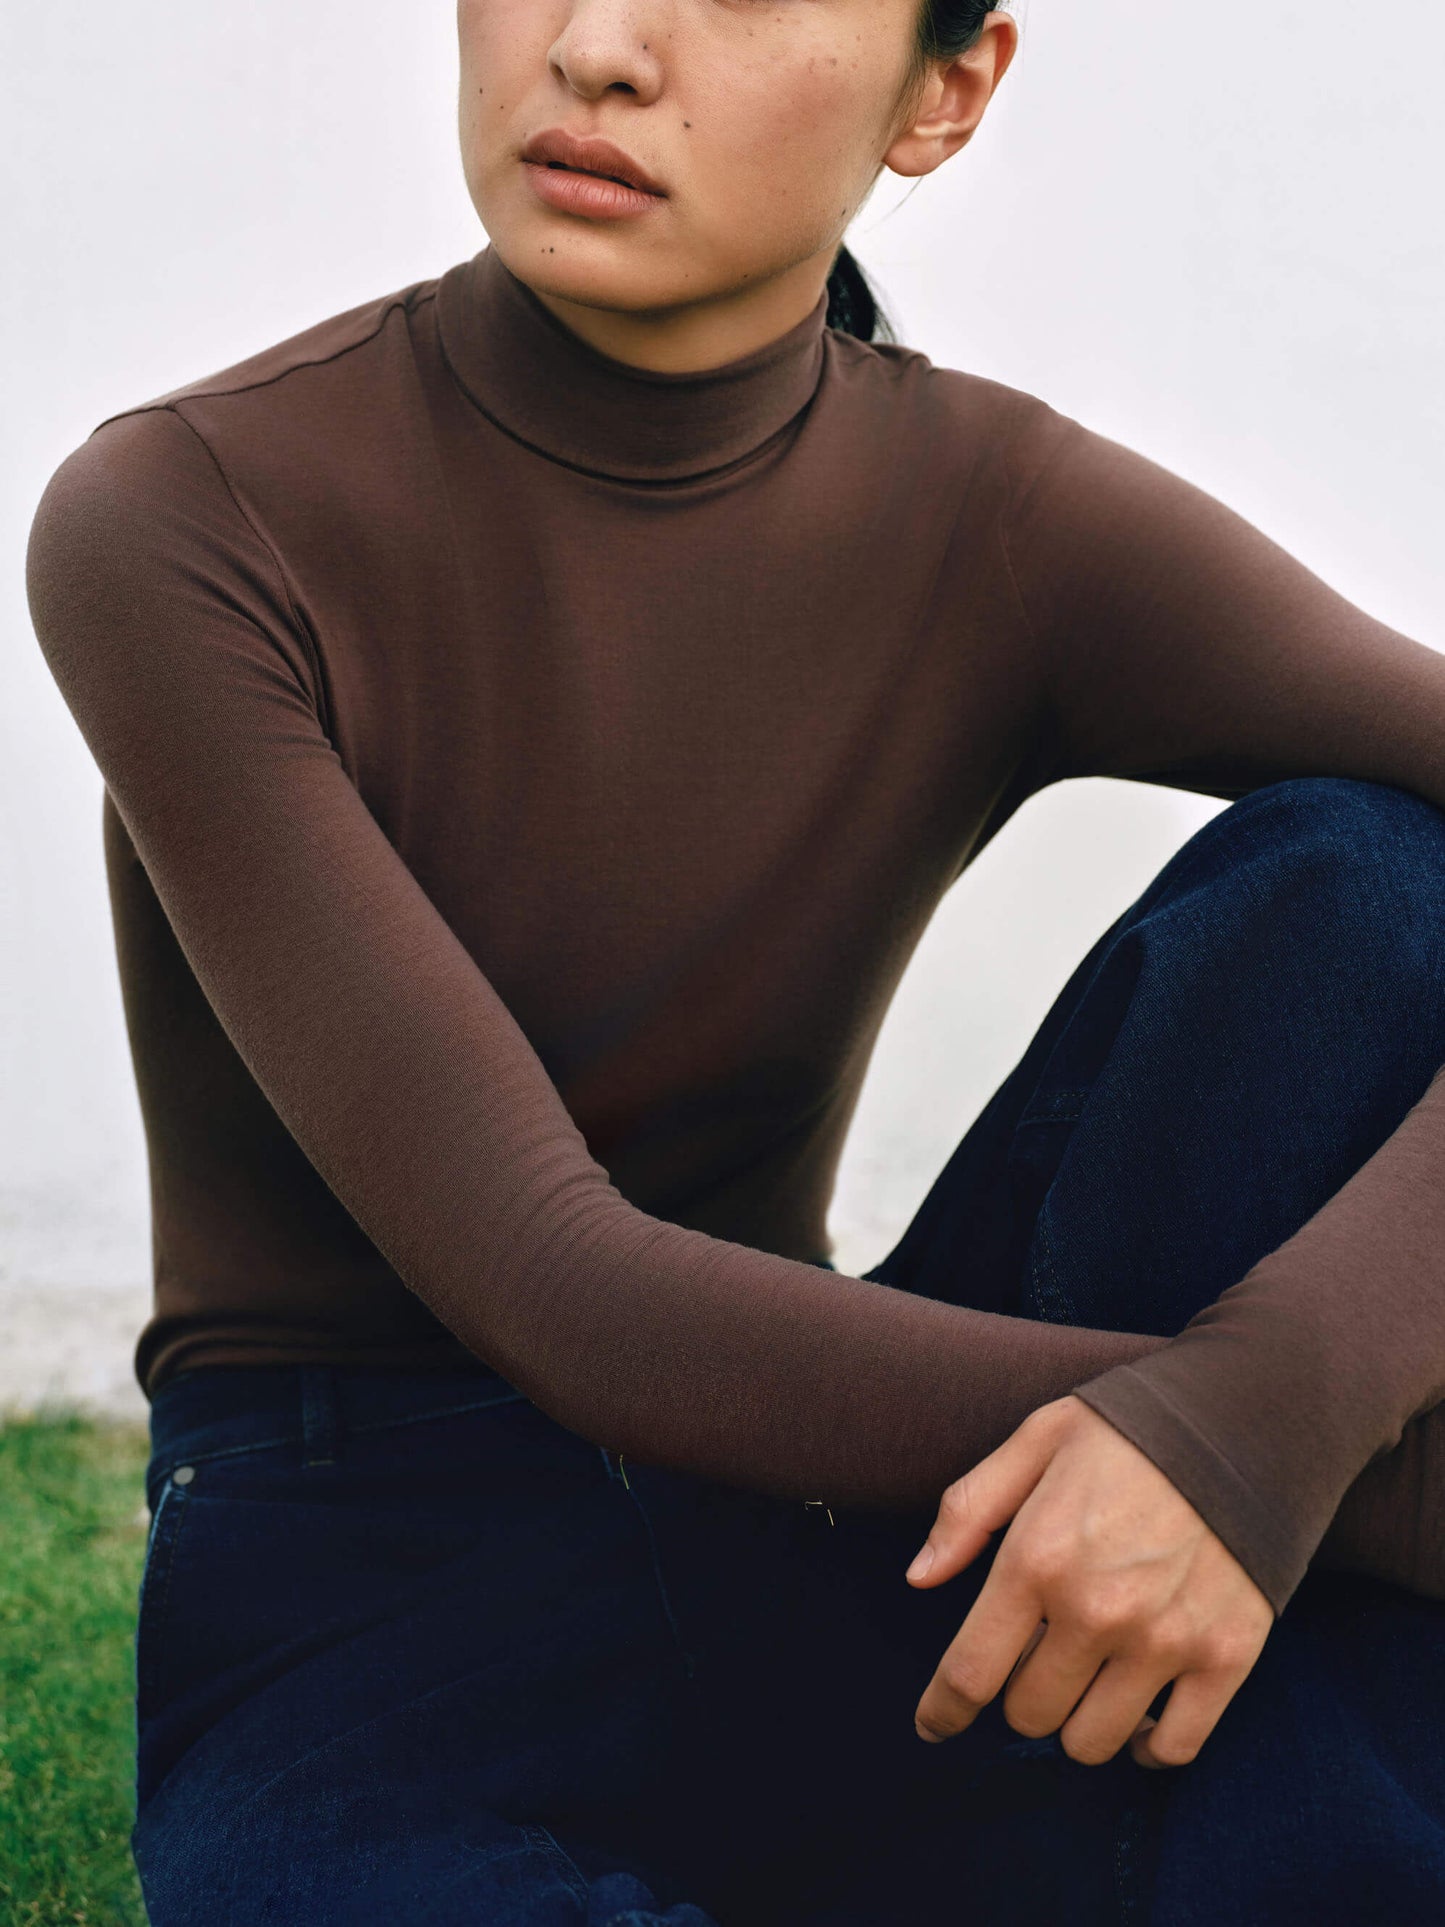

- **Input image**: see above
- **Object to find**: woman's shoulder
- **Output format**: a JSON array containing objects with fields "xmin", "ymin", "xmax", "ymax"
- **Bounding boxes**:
[
  {"xmin": 34, "ymin": 268, "xmax": 451, "ymax": 571},
  {"xmin": 92, "ymin": 272, "xmax": 442, "ymax": 435},
  {"xmin": 821, "ymin": 323, "xmax": 1079, "ymax": 491}
]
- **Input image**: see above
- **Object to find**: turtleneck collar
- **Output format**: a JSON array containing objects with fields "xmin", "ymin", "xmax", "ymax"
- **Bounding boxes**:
[{"xmin": 435, "ymin": 241, "xmax": 830, "ymax": 484}]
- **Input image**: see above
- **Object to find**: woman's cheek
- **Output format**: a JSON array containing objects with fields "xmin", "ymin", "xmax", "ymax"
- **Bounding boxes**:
[{"xmin": 743, "ymin": 60, "xmax": 870, "ymax": 207}]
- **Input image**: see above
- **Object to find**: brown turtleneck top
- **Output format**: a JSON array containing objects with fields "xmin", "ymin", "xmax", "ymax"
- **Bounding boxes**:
[{"xmin": 26, "ymin": 242, "xmax": 1445, "ymax": 1614}]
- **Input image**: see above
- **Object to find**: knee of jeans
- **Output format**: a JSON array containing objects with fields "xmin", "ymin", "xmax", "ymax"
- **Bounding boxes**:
[
  {"xmin": 1221, "ymin": 776, "xmax": 1445, "ymax": 931},
  {"xmin": 1176, "ymin": 776, "xmax": 1445, "ymax": 1062},
  {"xmin": 1231, "ymin": 773, "xmax": 1445, "ymax": 854}
]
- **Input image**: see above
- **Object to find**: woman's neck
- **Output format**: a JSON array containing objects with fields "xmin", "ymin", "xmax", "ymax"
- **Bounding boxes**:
[
  {"xmin": 435, "ymin": 240, "xmax": 832, "ymax": 483},
  {"xmin": 517, "ymin": 251, "xmax": 834, "ymax": 376}
]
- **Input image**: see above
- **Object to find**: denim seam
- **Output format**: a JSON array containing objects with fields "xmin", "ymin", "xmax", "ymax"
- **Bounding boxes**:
[
  {"xmin": 138, "ymin": 1480, "xmax": 191, "ymax": 1712},
  {"xmin": 135, "ymin": 1481, "xmax": 172, "ymax": 1708},
  {"xmin": 1028, "ymin": 1199, "xmax": 1077, "ymax": 1326},
  {"xmin": 1112, "ymin": 1792, "xmax": 1152, "ymax": 1926},
  {"xmin": 345, "ymin": 1391, "xmax": 530, "ymax": 1437},
  {"xmin": 301, "ymin": 1366, "xmax": 337, "ymax": 1467},
  {"xmin": 1017, "ymin": 1086, "xmax": 1091, "ymax": 1128},
  {"xmin": 148, "ymin": 1432, "xmax": 297, "ymax": 1482},
  {"xmin": 461, "ymin": 1822, "xmax": 591, "ymax": 1905},
  {"xmin": 220, "ymin": 1636, "xmax": 624, "ymax": 1834},
  {"xmin": 609, "ymin": 1467, "xmax": 699, "ymax": 1682},
  {"xmin": 519, "ymin": 1824, "xmax": 592, "ymax": 1906}
]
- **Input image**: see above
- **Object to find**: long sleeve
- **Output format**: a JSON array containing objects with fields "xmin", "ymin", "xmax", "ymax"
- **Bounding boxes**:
[
  {"xmin": 32, "ymin": 400, "xmax": 1445, "ymax": 1618},
  {"xmin": 28, "ymin": 404, "xmax": 1179, "ymax": 1518},
  {"xmin": 1002, "ymin": 403, "xmax": 1445, "ymax": 1611}
]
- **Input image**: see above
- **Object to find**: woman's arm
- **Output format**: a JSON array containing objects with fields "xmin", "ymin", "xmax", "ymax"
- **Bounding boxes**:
[
  {"xmin": 27, "ymin": 401, "xmax": 1176, "ymax": 1512},
  {"xmin": 1001, "ymin": 399, "xmax": 1445, "ymax": 1612},
  {"xmin": 27, "ymin": 401, "xmax": 1435, "ymax": 1619}
]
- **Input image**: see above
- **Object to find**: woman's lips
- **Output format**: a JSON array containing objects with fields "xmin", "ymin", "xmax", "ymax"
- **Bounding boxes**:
[{"xmin": 523, "ymin": 161, "xmax": 666, "ymax": 221}]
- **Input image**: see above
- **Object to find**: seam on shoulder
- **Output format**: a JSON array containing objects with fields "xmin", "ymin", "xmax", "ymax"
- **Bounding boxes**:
[
  {"xmin": 998, "ymin": 399, "xmax": 1081, "ymax": 655},
  {"xmin": 996, "ymin": 399, "xmax": 1084, "ymax": 784},
  {"xmin": 92, "ymin": 281, "xmax": 438, "ymax": 431},
  {"xmin": 154, "ymin": 406, "xmax": 334, "ymax": 740}
]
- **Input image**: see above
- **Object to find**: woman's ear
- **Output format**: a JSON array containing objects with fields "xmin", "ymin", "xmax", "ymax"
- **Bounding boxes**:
[{"xmin": 883, "ymin": 11, "xmax": 1020, "ymax": 181}]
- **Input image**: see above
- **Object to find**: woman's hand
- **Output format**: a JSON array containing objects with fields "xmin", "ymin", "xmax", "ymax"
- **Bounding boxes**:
[{"xmin": 905, "ymin": 1396, "xmax": 1274, "ymax": 1768}]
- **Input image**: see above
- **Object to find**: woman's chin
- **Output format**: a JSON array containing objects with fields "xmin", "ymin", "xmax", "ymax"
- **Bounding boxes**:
[{"xmin": 487, "ymin": 210, "xmax": 694, "ymax": 312}]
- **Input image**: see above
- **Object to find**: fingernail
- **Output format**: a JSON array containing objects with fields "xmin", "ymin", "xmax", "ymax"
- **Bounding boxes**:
[
  {"xmin": 915, "ymin": 1720, "xmax": 945, "ymax": 1743},
  {"xmin": 905, "ymin": 1543, "xmax": 935, "ymax": 1582}
]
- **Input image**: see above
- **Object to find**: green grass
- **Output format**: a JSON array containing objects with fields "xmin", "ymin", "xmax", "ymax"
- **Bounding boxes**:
[{"xmin": 0, "ymin": 1411, "xmax": 151, "ymax": 1926}]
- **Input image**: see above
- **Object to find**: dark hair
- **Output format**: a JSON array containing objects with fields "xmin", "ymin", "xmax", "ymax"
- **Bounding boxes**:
[{"xmin": 824, "ymin": 1, "xmax": 1005, "ymax": 343}]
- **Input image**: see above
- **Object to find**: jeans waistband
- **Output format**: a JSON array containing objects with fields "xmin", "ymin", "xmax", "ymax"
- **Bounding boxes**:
[{"xmin": 146, "ymin": 1362, "xmax": 530, "ymax": 1478}]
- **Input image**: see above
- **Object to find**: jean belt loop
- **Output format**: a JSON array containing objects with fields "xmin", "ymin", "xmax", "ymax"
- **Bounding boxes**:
[{"xmin": 300, "ymin": 1364, "xmax": 339, "ymax": 1468}]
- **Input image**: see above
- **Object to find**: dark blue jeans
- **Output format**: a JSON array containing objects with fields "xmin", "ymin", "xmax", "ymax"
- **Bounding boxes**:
[{"xmin": 132, "ymin": 778, "xmax": 1445, "ymax": 1926}]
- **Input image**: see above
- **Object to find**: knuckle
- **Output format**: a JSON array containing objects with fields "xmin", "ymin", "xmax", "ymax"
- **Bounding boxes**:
[
  {"xmin": 1039, "ymin": 1396, "xmax": 1079, "ymax": 1430},
  {"xmin": 937, "ymin": 1480, "xmax": 975, "ymax": 1527},
  {"xmin": 1001, "ymin": 1692, "xmax": 1055, "ymax": 1740},
  {"xmin": 1069, "ymin": 1581, "xmax": 1132, "ymax": 1638},
  {"xmin": 1136, "ymin": 1612, "xmax": 1191, "ymax": 1662},
  {"xmin": 1012, "ymin": 1530, "xmax": 1072, "ymax": 1590},
  {"xmin": 1198, "ymin": 1627, "xmax": 1259, "ymax": 1673},
  {"xmin": 1023, "ymin": 1402, "xmax": 1062, "ymax": 1434},
  {"xmin": 1059, "ymin": 1725, "xmax": 1117, "ymax": 1767},
  {"xmin": 938, "ymin": 1655, "xmax": 993, "ymax": 1707}
]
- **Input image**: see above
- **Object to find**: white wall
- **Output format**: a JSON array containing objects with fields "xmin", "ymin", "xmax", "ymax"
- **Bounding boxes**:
[{"xmin": 3, "ymin": 0, "xmax": 1441, "ymax": 1412}]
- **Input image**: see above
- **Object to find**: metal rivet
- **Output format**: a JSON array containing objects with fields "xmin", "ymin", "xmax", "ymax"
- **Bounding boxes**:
[{"xmin": 172, "ymin": 1465, "xmax": 195, "ymax": 1485}]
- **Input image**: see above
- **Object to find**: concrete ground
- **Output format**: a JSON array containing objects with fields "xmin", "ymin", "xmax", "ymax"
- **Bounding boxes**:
[{"xmin": 0, "ymin": 1188, "xmax": 152, "ymax": 1424}]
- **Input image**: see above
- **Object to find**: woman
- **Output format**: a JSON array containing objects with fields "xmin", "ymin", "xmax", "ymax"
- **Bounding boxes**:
[{"xmin": 26, "ymin": 0, "xmax": 1445, "ymax": 1919}]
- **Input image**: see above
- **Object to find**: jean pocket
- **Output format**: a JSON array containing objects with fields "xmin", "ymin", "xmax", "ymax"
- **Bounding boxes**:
[
  {"xmin": 134, "ymin": 1397, "xmax": 623, "ymax": 1722},
  {"xmin": 135, "ymin": 1469, "xmax": 195, "ymax": 1728}
]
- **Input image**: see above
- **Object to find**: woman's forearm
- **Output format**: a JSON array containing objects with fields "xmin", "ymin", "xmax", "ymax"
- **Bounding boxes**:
[{"xmin": 1314, "ymin": 1407, "xmax": 1445, "ymax": 1598}]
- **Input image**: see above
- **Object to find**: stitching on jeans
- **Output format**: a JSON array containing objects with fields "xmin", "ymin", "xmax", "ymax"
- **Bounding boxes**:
[
  {"xmin": 301, "ymin": 1366, "xmax": 336, "ymax": 1468},
  {"xmin": 1114, "ymin": 1814, "xmax": 1132, "ymax": 1925},
  {"xmin": 1018, "ymin": 1085, "xmax": 1091, "ymax": 1126},
  {"xmin": 135, "ymin": 1481, "xmax": 175, "ymax": 1706},
  {"xmin": 149, "ymin": 1433, "xmax": 295, "ymax": 1480},
  {"xmin": 138, "ymin": 1480, "xmax": 191, "ymax": 1710},
  {"xmin": 461, "ymin": 1822, "xmax": 591, "ymax": 1904},
  {"xmin": 152, "ymin": 1485, "xmax": 191, "ymax": 1669},
  {"xmin": 514, "ymin": 1826, "xmax": 695, "ymax": 1925},
  {"xmin": 519, "ymin": 1824, "xmax": 592, "ymax": 1905},
  {"xmin": 1028, "ymin": 1203, "xmax": 1077, "ymax": 1326},
  {"xmin": 1113, "ymin": 1793, "xmax": 1153, "ymax": 1925},
  {"xmin": 344, "ymin": 1391, "xmax": 529, "ymax": 1437},
  {"xmin": 617, "ymin": 1478, "xmax": 699, "ymax": 1682}
]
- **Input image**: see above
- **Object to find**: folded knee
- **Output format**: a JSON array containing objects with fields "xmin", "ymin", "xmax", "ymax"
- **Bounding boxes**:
[
  {"xmin": 1206, "ymin": 776, "xmax": 1445, "ymax": 937},
  {"xmin": 1229, "ymin": 775, "xmax": 1445, "ymax": 875},
  {"xmin": 1144, "ymin": 775, "xmax": 1445, "ymax": 1065}
]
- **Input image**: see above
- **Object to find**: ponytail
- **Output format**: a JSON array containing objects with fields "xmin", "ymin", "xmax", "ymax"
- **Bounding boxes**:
[{"xmin": 824, "ymin": 245, "xmax": 899, "ymax": 344}]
